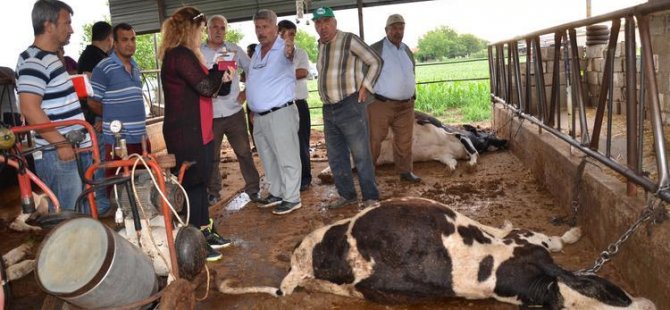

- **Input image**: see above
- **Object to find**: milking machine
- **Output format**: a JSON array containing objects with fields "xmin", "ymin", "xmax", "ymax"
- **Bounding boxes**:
[{"xmin": 0, "ymin": 119, "xmax": 208, "ymax": 309}]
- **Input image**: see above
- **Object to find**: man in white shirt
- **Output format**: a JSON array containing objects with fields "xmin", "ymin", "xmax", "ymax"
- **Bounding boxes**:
[
  {"xmin": 369, "ymin": 14, "xmax": 421, "ymax": 183},
  {"xmin": 246, "ymin": 10, "xmax": 302, "ymax": 215},
  {"xmin": 278, "ymin": 20, "xmax": 312, "ymax": 192},
  {"xmin": 200, "ymin": 15, "xmax": 262, "ymax": 205}
]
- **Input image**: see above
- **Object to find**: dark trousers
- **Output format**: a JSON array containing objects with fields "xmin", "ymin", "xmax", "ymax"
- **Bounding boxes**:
[
  {"xmin": 186, "ymin": 142, "xmax": 213, "ymax": 228},
  {"xmin": 295, "ymin": 99, "xmax": 312, "ymax": 186},
  {"xmin": 323, "ymin": 94, "xmax": 379, "ymax": 201}
]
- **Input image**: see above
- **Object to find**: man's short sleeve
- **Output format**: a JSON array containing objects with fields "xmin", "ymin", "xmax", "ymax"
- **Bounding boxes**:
[
  {"xmin": 16, "ymin": 58, "xmax": 49, "ymax": 97},
  {"xmin": 294, "ymin": 48, "xmax": 310, "ymax": 71},
  {"xmin": 89, "ymin": 61, "xmax": 108, "ymax": 101}
]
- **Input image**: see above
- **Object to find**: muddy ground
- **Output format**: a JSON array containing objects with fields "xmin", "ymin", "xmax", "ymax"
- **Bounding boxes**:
[{"xmin": 1, "ymin": 130, "xmax": 639, "ymax": 309}]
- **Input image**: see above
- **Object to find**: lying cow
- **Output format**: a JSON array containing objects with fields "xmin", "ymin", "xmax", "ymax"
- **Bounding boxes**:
[
  {"xmin": 219, "ymin": 197, "xmax": 655, "ymax": 309},
  {"xmin": 414, "ymin": 111, "xmax": 507, "ymax": 155},
  {"xmin": 318, "ymin": 112, "xmax": 493, "ymax": 183}
]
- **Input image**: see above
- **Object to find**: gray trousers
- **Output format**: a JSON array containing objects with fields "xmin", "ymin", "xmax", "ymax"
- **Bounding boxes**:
[
  {"xmin": 208, "ymin": 109, "xmax": 261, "ymax": 198},
  {"xmin": 253, "ymin": 104, "xmax": 301, "ymax": 203}
]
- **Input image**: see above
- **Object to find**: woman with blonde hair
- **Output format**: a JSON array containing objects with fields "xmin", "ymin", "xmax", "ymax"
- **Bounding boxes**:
[{"xmin": 159, "ymin": 6, "xmax": 233, "ymax": 261}]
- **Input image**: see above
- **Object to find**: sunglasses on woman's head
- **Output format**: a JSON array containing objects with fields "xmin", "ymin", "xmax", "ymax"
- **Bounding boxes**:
[{"xmin": 192, "ymin": 12, "xmax": 207, "ymax": 26}]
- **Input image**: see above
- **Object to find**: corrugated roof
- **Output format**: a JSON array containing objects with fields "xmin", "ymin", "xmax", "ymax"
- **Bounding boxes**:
[{"xmin": 110, "ymin": 0, "xmax": 430, "ymax": 34}]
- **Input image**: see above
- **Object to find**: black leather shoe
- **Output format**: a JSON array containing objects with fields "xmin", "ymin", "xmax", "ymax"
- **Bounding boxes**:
[{"xmin": 400, "ymin": 172, "xmax": 422, "ymax": 183}]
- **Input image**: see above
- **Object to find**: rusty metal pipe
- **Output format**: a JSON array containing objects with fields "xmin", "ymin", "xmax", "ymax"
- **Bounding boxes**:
[
  {"xmin": 548, "ymin": 32, "xmax": 562, "ymax": 127},
  {"xmin": 625, "ymin": 17, "xmax": 638, "ymax": 196},
  {"xmin": 568, "ymin": 28, "xmax": 590, "ymax": 145},
  {"xmin": 590, "ymin": 19, "xmax": 621, "ymax": 150},
  {"xmin": 512, "ymin": 41, "xmax": 524, "ymax": 111},
  {"xmin": 525, "ymin": 39, "xmax": 533, "ymax": 113},
  {"xmin": 533, "ymin": 37, "xmax": 547, "ymax": 123}
]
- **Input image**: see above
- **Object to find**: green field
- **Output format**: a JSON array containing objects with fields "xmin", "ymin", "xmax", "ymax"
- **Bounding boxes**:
[{"xmin": 306, "ymin": 58, "xmax": 491, "ymax": 126}]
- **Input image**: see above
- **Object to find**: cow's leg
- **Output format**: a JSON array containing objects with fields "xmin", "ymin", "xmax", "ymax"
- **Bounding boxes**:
[
  {"xmin": 2, "ymin": 243, "xmax": 33, "ymax": 266},
  {"xmin": 9, "ymin": 213, "xmax": 42, "ymax": 232},
  {"xmin": 435, "ymin": 154, "xmax": 458, "ymax": 171},
  {"xmin": 301, "ymin": 278, "xmax": 364, "ymax": 299},
  {"xmin": 5, "ymin": 259, "xmax": 35, "ymax": 282},
  {"xmin": 507, "ymin": 227, "xmax": 582, "ymax": 252}
]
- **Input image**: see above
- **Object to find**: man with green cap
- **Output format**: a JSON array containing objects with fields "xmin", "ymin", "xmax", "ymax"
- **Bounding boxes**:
[{"xmin": 313, "ymin": 6, "xmax": 383, "ymax": 210}]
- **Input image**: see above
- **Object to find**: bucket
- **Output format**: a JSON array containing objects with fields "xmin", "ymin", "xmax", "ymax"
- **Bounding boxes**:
[{"xmin": 35, "ymin": 217, "xmax": 158, "ymax": 309}]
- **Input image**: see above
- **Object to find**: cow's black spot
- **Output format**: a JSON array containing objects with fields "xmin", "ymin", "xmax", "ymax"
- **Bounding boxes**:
[
  {"xmin": 351, "ymin": 203, "xmax": 457, "ymax": 303},
  {"xmin": 478, "ymin": 255, "xmax": 494, "ymax": 282},
  {"xmin": 503, "ymin": 230, "xmax": 533, "ymax": 246},
  {"xmin": 503, "ymin": 239, "xmax": 513, "ymax": 245},
  {"xmin": 494, "ymin": 245, "xmax": 564, "ymax": 308},
  {"xmin": 458, "ymin": 225, "xmax": 492, "ymax": 246},
  {"xmin": 312, "ymin": 222, "xmax": 355, "ymax": 285},
  {"xmin": 541, "ymin": 241, "xmax": 548, "ymax": 248}
]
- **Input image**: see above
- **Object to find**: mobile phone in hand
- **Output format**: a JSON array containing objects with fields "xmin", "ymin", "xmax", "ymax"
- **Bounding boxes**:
[{"xmin": 216, "ymin": 51, "xmax": 237, "ymax": 71}]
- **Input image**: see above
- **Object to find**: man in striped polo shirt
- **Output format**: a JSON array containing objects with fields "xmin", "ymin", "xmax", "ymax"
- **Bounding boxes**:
[
  {"xmin": 313, "ymin": 7, "xmax": 383, "ymax": 209},
  {"xmin": 16, "ymin": 0, "xmax": 92, "ymax": 212},
  {"xmin": 89, "ymin": 23, "xmax": 149, "ymax": 162}
]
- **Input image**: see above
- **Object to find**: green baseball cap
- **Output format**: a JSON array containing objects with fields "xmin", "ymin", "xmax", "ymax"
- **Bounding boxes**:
[{"xmin": 312, "ymin": 7, "xmax": 335, "ymax": 21}]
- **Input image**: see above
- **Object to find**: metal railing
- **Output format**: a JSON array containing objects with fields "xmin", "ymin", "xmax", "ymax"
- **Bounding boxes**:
[{"xmin": 488, "ymin": 1, "xmax": 670, "ymax": 202}]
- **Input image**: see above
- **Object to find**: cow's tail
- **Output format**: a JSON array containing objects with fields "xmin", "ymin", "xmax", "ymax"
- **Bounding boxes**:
[{"xmin": 218, "ymin": 279, "xmax": 281, "ymax": 297}]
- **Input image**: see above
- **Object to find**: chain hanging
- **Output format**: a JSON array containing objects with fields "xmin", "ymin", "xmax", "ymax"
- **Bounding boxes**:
[{"xmin": 578, "ymin": 195, "xmax": 667, "ymax": 275}]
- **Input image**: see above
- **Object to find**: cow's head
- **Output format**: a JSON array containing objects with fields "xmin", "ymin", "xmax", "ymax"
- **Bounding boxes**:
[{"xmin": 555, "ymin": 272, "xmax": 655, "ymax": 310}]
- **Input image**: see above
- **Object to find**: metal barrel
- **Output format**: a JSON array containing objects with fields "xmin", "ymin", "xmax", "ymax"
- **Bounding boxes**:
[{"xmin": 35, "ymin": 217, "xmax": 158, "ymax": 309}]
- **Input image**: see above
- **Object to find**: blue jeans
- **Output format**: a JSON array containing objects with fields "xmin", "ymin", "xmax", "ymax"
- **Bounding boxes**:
[
  {"xmin": 92, "ymin": 133, "xmax": 110, "ymax": 215},
  {"xmin": 323, "ymin": 93, "xmax": 379, "ymax": 201},
  {"xmin": 34, "ymin": 149, "xmax": 91, "ymax": 213}
]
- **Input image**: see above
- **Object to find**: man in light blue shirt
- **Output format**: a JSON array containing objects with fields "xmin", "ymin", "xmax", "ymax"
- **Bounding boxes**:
[
  {"xmin": 200, "ymin": 15, "xmax": 262, "ymax": 206},
  {"xmin": 246, "ymin": 9, "xmax": 302, "ymax": 215},
  {"xmin": 369, "ymin": 14, "xmax": 421, "ymax": 183}
]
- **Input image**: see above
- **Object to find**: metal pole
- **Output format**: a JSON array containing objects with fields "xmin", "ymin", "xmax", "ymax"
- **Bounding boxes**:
[
  {"xmin": 625, "ymin": 16, "xmax": 638, "ymax": 196},
  {"xmin": 568, "ymin": 28, "xmax": 590, "ymax": 144},
  {"xmin": 637, "ymin": 14, "xmax": 670, "ymax": 188},
  {"xmin": 590, "ymin": 19, "xmax": 621, "ymax": 150},
  {"xmin": 357, "ymin": 0, "xmax": 364, "ymax": 40}
]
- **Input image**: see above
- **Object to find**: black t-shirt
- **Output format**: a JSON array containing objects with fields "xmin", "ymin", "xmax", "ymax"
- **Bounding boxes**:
[
  {"xmin": 77, "ymin": 45, "xmax": 108, "ymax": 124},
  {"xmin": 77, "ymin": 45, "xmax": 108, "ymax": 74}
]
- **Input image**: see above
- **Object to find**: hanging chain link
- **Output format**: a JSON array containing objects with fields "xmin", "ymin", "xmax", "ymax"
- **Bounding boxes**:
[
  {"xmin": 578, "ymin": 195, "xmax": 668, "ymax": 275},
  {"xmin": 551, "ymin": 157, "xmax": 597, "ymax": 227}
]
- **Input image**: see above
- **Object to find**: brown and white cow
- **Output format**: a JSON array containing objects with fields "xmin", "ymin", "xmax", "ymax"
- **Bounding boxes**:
[{"xmin": 219, "ymin": 197, "xmax": 655, "ymax": 309}]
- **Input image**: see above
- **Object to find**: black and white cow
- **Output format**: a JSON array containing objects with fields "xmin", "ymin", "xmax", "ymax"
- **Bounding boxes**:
[{"xmin": 219, "ymin": 197, "xmax": 655, "ymax": 309}]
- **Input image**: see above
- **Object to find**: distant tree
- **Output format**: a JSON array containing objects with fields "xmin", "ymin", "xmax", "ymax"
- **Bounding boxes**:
[
  {"xmin": 416, "ymin": 26, "xmax": 487, "ymax": 61},
  {"xmin": 225, "ymin": 28, "xmax": 244, "ymax": 44},
  {"xmin": 459, "ymin": 34, "xmax": 488, "ymax": 57},
  {"xmin": 295, "ymin": 30, "xmax": 318, "ymax": 63},
  {"xmin": 135, "ymin": 33, "xmax": 160, "ymax": 70}
]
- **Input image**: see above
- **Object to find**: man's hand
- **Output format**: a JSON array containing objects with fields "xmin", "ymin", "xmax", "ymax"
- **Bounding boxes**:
[
  {"xmin": 56, "ymin": 145, "xmax": 76, "ymax": 162},
  {"xmin": 358, "ymin": 86, "xmax": 368, "ymax": 103},
  {"xmin": 284, "ymin": 37, "xmax": 295, "ymax": 59},
  {"xmin": 237, "ymin": 90, "xmax": 246, "ymax": 104}
]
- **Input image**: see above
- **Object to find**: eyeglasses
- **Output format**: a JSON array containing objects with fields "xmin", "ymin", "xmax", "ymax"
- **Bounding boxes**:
[
  {"xmin": 192, "ymin": 12, "xmax": 206, "ymax": 26},
  {"xmin": 251, "ymin": 52, "xmax": 268, "ymax": 69}
]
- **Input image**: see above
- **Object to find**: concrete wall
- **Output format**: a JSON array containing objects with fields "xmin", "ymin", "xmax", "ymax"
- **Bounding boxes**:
[
  {"xmin": 493, "ymin": 104, "xmax": 670, "ymax": 309},
  {"xmin": 650, "ymin": 10, "xmax": 670, "ymax": 123}
]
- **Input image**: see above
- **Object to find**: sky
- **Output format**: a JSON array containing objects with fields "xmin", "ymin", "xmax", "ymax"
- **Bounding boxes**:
[{"xmin": 0, "ymin": 0, "xmax": 646, "ymax": 68}]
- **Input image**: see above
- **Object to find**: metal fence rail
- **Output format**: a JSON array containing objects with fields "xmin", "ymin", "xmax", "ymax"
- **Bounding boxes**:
[{"xmin": 488, "ymin": 1, "xmax": 670, "ymax": 202}]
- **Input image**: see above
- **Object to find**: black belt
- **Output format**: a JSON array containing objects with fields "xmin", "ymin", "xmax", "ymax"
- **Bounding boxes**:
[
  {"xmin": 257, "ymin": 101, "xmax": 294, "ymax": 116},
  {"xmin": 374, "ymin": 94, "xmax": 413, "ymax": 103}
]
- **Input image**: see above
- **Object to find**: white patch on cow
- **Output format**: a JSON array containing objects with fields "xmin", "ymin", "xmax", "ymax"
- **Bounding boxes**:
[
  {"xmin": 8, "ymin": 192, "xmax": 48, "ymax": 232},
  {"xmin": 345, "ymin": 209, "xmax": 376, "ymax": 288},
  {"xmin": 557, "ymin": 282, "xmax": 656, "ymax": 310},
  {"xmin": 511, "ymin": 227, "xmax": 582, "ymax": 252},
  {"xmin": 377, "ymin": 122, "xmax": 475, "ymax": 170}
]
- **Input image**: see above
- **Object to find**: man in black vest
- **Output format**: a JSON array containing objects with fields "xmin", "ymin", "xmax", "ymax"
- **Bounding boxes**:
[{"xmin": 368, "ymin": 14, "xmax": 421, "ymax": 183}]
